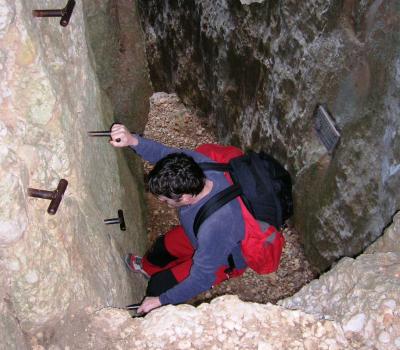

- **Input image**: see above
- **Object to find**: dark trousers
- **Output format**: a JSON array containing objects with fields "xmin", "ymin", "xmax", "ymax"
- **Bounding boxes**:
[{"xmin": 142, "ymin": 226, "xmax": 245, "ymax": 297}]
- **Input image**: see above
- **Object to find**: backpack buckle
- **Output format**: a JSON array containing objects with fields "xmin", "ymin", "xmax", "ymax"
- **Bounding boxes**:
[
  {"xmin": 224, "ymin": 266, "xmax": 235, "ymax": 278},
  {"xmin": 280, "ymin": 223, "xmax": 288, "ymax": 231}
]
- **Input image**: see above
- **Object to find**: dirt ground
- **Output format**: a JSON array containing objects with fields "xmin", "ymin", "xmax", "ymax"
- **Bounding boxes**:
[{"xmin": 141, "ymin": 92, "xmax": 317, "ymax": 305}]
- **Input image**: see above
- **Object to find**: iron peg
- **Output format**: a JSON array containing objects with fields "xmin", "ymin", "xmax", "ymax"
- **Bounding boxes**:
[
  {"xmin": 28, "ymin": 179, "xmax": 68, "ymax": 215},
  {"xmin": 125, "ymin": 302, "xmax": 144, "ymax": 317},
  {"xmin": 125, "ymin": 303, "xmax": 140, "ymax": 310},
  {"xmin": 104, "ymin": 210, "xmax": 126, "ymax": 231},
  {"xmin": 32, "ymin": 0, "xmax": 76, "ymax": 27},
  {"xmin": 87, "ymin": 131, "xmax": 121, "ymax": 143}
]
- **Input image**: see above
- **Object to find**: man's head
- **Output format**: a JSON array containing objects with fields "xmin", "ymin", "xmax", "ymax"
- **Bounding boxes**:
[{"xmin": 147, "ymin": 153, "xmax": 206, "ymax": 207}]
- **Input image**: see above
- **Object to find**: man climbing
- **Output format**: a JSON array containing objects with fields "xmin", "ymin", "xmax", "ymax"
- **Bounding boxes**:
[{"xmin": 110, "ymin": 124, "xmax": 248, "ymax": 314}]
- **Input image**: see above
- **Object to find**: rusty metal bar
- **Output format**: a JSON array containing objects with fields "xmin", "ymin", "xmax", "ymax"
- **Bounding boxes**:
[
  {"xmin": 125, "ymin": 303, "xmax": 140, "ymax": 310},
  {"xmin": 28, "ymin": 179, "xmax": 68, "ymax": 215},
  {"xmin": 104, "ymin": 210, "xmax": 126, "ymax": 231},
  {"xmin": 32, "ymin": 0, "xmax": 76, "ymax": 27},
  {"xmin": 88, "ymin": 131, "xmax": 112, "ymax": 137},
  {"xmin": 32, "ymin": 9, "xmax": 63, "ymax": 17},
  {"xmin": 104, "ymin": 218, "xmax": 120, "ymax": 224},
  {"xmin": 27, "ymin": 188, "xmax": 55, "ymax": 200},
  {"xmin": 88, "ymin": 131, "xmax": 121, "ymax": 143}
]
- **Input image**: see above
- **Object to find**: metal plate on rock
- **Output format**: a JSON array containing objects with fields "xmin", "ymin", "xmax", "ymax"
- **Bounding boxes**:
[{"xmin": 314, "ymin": 105, "xmax": 341, "ymax": 153}]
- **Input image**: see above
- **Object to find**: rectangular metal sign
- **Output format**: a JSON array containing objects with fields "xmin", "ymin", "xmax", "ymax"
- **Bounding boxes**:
[{"xmin": 314, "ymin": 105, "xmax": 341, "ymax": 153}]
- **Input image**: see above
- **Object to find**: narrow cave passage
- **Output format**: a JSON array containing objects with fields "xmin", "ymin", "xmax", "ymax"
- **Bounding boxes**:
[{"xmin": 139, "ymin": 92, "xmax": 317, "ymax": 305}]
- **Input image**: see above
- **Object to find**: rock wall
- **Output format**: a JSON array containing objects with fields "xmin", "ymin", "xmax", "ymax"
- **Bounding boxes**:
[
  {"xmin": 0, "ymin": 0, "xmax": 150, "ymax": 348},
  {"xmin": 138, "ymin": 0, "xmax": 400, "ymax": 270},
  {"xmin": 83, "ymin": 0, "xmax": 152, "ymax": 133},
  {"xmin": 38, "ymin": 211, "xmax": 400, "ymax": 349},
  {"xmin": 279, "ymin": 211, "xmax": 400, "ymax": 349}
]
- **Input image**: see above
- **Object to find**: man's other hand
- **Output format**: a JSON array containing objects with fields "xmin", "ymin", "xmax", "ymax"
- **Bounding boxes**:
[
  {"xmin": 137, "ymin": 296, "xmax": 162, "ymax": 314},
  {"xmin": 110, "ymin": 124, "xmax": 138, "ymax": 147}
]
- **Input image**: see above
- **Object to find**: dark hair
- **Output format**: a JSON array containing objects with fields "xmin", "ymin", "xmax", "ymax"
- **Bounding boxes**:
[{"xmin": 147, "ymin": 153, "xmax": 206, "ymax": 199}]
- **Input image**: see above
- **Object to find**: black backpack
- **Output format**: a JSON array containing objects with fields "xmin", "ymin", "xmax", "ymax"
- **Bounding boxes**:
[{"xmin": 194, "ymin": 150, "xmax": 293, "ymax": 235}]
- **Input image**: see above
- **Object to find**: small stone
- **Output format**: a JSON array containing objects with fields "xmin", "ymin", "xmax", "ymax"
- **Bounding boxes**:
[
  {"xmin": 257, "ymin": 341, "xmax": 273, "ymax": 350},
  {"xmin": 25, "ymin": 270, "xmax": 39, "ymax": 284},
  {"xmin": 394, "ymin": 337, "xmax": 400, "ymax": 347},
  {"xmin": 5, "ymin": 258, "xmax": 20, "ymax": 271},
  {"xmin": 48, "ymin": 219, "xmax": 57, "ymax": 230},
  {"xmin": 383, "ymin": 299, "xmax": 396, "ymax": 310},
  {"xmin": 314, "ymin": 325, "xmax": 325, "ymax": 338},
  {"xmin": 223, "ymin": 320, "xmax": 235, "ymax": 331},
  {"xmin": 383, "ymin": 313, "xmax": 394, "ymax": 327},
  {"xmin": 217, "ymin": 333, "xmax": 226, "ymax": 342},
  {"xmin": 177, "ymin": 339, "xmax": 191, "ymax": 349},
  {"xmin": 343, "ymin": 313, "xmax": 366, "ymax": 333},
  {"xmin": 378, "ymin": 331, "xmax": 390, "ymax": 344}
]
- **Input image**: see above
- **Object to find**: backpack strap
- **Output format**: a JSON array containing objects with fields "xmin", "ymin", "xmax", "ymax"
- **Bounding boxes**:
[
  {"xmin": 226, "ymin": 253, "xmax": 236, "ymax": 274},
  {"xmin": 195, "ymin": 161, "xmax": 241, "ymax": 274},
  {"xmin": 199, "ymin": 159, "xmax": 255, "ymax": 220},
  {"xmin": 193, "ymin": 184, "xmax": 241, "ymax": 274},
  {"xmin": 198, "ymin": 162, "xmax": 231, "ymax": 172},
  {"xmin": 193, "ymin": 183, "xmax": 242, "ymax": 237}
]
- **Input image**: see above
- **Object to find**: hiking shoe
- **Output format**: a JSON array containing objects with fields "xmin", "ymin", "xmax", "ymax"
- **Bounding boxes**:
[{"xmin": 124, "ymin": 254, "xmax": 150, "ymax": 280}]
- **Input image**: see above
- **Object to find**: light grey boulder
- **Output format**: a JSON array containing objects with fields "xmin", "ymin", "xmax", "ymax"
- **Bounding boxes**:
[{"xmin": 280, "ymin": 211, "xmax": 400, "ymax": 349}]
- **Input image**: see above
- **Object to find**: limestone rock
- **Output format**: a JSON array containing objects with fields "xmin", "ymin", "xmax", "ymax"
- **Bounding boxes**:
[
  {"xmin": 365, "ymin": 211, "xmax": 400, "ymax": 254},
  {"xmin": 51, "ymin": 210, "xmax": 398, "ymax": 350},
  {"xmin": 49, "ymin": 295, "xmax": 348, "ymax": 349},
  {"xmin": 83, "ymin": 0, "xmax": 152, "ymax": 132},
  {"xmin": 0, "ymin": 0, "xmax": 150, "ymax": 345},
  {"xmin": 280, "ymin": 211, "xmax": 400, "ymax": 349},
  {"xmin": 138, "ymin": 0, "xmax": 400, "ymax": 271},
  {"xmin": 0, "ymin": 275, "xmax": 28, "ymax": 350}
]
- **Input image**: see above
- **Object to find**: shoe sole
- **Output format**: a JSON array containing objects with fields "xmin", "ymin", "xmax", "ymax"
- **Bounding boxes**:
[
  {"xmin": 124, "ymin": 254, "xmax": 150, "ymax": 280},
  {"xmin": 124, "ymin": 254, "xmax": 135, "ymax": 272}
]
